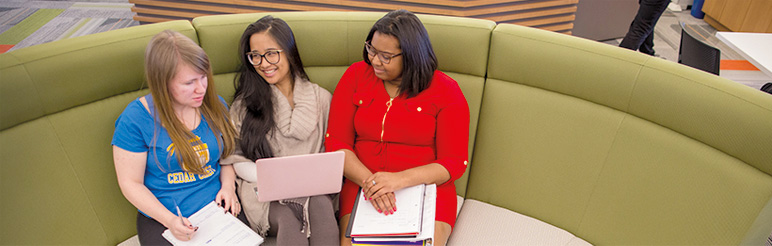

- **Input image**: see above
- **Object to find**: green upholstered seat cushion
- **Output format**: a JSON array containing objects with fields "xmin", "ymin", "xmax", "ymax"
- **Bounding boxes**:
[
  {"xmin": 1, "ymin": 119, "xmax": 109, "ymax": 244},
  {"xmin": 472, "ymin": 23, "xmax": 772, "ymax": 245},
  {"xmin": 468, "ymin": 79, "xmax": 624, "ymax": 235},
  {"xmin": 0, "ymin": 91, "xmax": 142, "ymax": 244}
]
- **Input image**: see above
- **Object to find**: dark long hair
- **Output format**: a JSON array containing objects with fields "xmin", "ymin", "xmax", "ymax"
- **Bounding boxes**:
[
  {"xmin": 363, "ymin": 9, "xmax": 438, "ymax": 98},
  {"xmin": 234, "ymin": 15, "xmax": 308, "ymax": 161}
]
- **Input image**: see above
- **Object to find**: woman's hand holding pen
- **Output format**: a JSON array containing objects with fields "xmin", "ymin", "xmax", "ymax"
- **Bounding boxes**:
[{"xmin": 165, "ymin": 212, "xmax": 197, "ymax": 241}]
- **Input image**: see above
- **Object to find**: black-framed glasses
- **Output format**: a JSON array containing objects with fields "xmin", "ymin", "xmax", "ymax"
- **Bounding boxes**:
[
  {"xmin": 246, "ymin": 50, "xmax": 283, "ymax": 66},
  {"xmin": 365, "ymin": 42, "xmax": 402, "ymax": 64}
]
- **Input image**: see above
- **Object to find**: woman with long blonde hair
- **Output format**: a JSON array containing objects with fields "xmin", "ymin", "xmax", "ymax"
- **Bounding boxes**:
[{"xmin": 112, "ymin": 30, "xmax": 243, "ymax": 245}]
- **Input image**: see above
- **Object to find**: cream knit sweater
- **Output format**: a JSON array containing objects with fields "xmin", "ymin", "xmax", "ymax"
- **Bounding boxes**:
[{"xmin": 221, "ymin": 77, "xmax": 331, "ymax": 236}]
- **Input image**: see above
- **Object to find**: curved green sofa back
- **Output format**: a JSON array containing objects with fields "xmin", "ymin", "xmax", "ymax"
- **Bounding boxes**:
[
  {"xmin": 1, "ymin": 12, "xmax": 770, "ymax": 245},
  {"xmin": 469, "ymin": 24, "xmax": 772, "ymax": 245}
]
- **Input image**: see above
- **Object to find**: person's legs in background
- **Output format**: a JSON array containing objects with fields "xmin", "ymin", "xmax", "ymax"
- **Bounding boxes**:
[
  {"xmin": 639, "ymin": 28, "xmax": 656, "ymax": 55},
  {"xmin": 619, "ymin": 0, "xmax": 670, "ymax": 55}
]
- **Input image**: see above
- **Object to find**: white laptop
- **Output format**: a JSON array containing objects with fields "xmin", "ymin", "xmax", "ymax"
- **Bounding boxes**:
[{"xmin": 254, "ymin": 151, "xmax": 344, "ymax": 202}]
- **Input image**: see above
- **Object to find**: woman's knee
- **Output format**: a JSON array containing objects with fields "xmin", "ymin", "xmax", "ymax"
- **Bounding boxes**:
[
  {"xmin": 434, "ymin": 221, "xmax": 452, "ymax": 246},
  {"xmin": 269, "ymin": 202, "xmax": 301, "ymax": 225},
  {"xmin": 309, "ymin": 195, "xmax": 334, "ymax": 209},
  {"xmin": 339, "ymin": 214, "xmax": 352, "ymax": 246}
]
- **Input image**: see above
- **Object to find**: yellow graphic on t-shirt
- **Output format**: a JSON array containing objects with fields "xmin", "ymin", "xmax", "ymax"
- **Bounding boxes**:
[
  {"xmin": 168, "ymin": 165, "xmax": 216, "ymax": 184},
  {"xmin": 166, "ymin": 136, "xmax": 213, "ymax": 184},
  {"xmin": 198, "ymin": 165, "xmax": 215, "ymax": 179},
  {"xmin": 166, "ymin": 136, "xmax": 210, "ymax": 164},
  {"xmin": 168, "ymin": 171, "xmax": 197, "ymax": 183}
]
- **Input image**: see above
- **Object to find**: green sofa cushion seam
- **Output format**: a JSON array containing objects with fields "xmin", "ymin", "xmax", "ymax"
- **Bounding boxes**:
[
  {"xmin": 573, "ymin": 114, "xmax": 627, "ymax": 239},
  {"xmin": 45, "ymin": 115, "xmax": 111, "ymax": 242},
  {"xmin": 1, "ymin": 62, "xmax": 44, "ymax": 131}
]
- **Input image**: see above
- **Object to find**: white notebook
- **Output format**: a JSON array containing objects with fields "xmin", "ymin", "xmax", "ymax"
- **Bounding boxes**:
[
  {"xmin": 346, "ymin": 184, "xmax": 433, "ymax": 238},
  {"xmin": 352, "ymin": 184, "xmax": 437, "ymax": 244},
  {"xmin": 162, "ymin": 201, "xmax": 263, "ymax": 245}
]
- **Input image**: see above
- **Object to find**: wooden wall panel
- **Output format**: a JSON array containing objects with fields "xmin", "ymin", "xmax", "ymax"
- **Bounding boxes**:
[
  {"xmin": 718, "ymin": 0, "xmax": 751, "ymax": 31},
  {"xmin": 701, "ymin": 0, "xmax": 725, "ymax": 20},
  {"xmin": 702, "ymin": 0, "xmax": 772, "ymax": 33},
  {"xmin": 741, "ymin": 0, "xmax": 772, "ymax": 33},
  {"xmin": 129, "ymin": 0, "xmax": 579, "ymax": 34}
]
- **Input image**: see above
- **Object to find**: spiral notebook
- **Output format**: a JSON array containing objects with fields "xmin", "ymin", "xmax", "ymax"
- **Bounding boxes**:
[{"xmin": 346, "ymin": 184, "xmax": 435, "ymax": 238}]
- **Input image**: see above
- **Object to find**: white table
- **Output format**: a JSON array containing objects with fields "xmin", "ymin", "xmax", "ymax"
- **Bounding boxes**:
[{"xmin": 716, "ymin": 31, "xmax": 772, "ymax": 78}]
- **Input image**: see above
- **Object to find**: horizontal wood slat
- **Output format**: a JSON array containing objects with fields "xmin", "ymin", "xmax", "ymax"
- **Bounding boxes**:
[
  {"xmin": 133, "ymin": 14, "xmax": 177, "ymax": 24},
  {"xmin": 481, "ymin": 6, "xmax": 577, "ymax": 22},
  {"xmin": 512, "ymin": 15, "xmax": 575, "ymax": 27},
  {"xmin": 132, "ymin": 7, "xmax": 203, "ymax": 19},
  {"xmin": 131, "ymin": 0, "xmax": 268, "ymax": 14},
  {"xmin": 129, "ymin": 0, "xmax": 577, "ymax": 33}
]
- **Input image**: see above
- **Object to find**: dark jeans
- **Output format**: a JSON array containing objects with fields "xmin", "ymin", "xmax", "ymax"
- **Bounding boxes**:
[
  {"xmin": 619, "ymin": 0, "xmax": 670, "ymax": 55},
  {"xmin": 136, "ymin": 209, "xmax": 249, "ymax": 245}
]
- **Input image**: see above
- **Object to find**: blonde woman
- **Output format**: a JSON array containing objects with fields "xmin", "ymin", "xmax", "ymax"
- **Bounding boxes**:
[{"xmin": 112, "ymin": 30, "xmax": 244, "ymax": 245}]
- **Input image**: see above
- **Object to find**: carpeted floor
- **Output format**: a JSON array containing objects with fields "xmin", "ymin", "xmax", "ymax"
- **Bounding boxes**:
[
  {"xmin": 0, "ymin": 0, "xmax": 138, "ymax": 53},
  {"xmin": 601, "ymin": 8, "xmax": 769, "ymax": 90}
]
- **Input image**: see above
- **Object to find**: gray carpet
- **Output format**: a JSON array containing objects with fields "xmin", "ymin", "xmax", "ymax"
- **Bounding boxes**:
[{"xmin": 0, "ymin": 0, "xmax": 138, "ymax": 52}]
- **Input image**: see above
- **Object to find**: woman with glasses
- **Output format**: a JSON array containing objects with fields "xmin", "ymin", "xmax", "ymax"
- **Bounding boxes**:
[
  {"xmin": 112, "ymin": 30, "xmax": 242, "ymax": 244},
  {"xmin": 326, "ymin": 9, "xmax": 470, "ymax": 246},
  {"xmin": 220, "ymin": 16, "xmax": 338, "ymax": 245}
]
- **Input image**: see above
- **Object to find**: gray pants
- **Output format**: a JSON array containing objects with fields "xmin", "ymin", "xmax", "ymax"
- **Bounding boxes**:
[{"xmin": 268, "ymin": 195, "xmax": 339, "ymax": 245}]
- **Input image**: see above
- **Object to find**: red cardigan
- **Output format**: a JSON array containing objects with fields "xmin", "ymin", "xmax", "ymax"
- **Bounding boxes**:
[{"xmin": 325, "ymin": 61, "xmax": 470, "ymax": 227}]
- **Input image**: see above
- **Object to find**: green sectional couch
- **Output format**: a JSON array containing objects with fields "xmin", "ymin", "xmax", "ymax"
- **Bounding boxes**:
[{"xmin": 2, "ymin": 11, "xmax": 771, "ymax": 245}]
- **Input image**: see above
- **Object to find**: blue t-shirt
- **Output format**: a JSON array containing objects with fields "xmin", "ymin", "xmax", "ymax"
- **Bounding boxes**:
[{"xmin": 112, "ymin": 95, "xmax": 226, "ymax": 217}]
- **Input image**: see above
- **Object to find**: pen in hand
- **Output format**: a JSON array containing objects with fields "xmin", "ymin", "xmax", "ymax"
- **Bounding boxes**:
[
  {"xmin": 176, "ymin": 205, "xmax": 185, "ymax": 226},
  {"xmin": 176, "ymin": 204, "xmax": 197, "ymax": 231}
]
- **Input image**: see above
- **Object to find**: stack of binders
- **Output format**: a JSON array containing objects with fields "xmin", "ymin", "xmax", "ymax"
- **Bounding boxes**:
[{"xmin": 346, "ymin": 184, "xmax": 437, "ymax": 246}]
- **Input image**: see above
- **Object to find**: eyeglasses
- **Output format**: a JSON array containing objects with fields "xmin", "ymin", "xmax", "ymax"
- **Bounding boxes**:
[
  {"xmin": 246, "ymin": 50, "xmax": 283, "ymax": 66},
  {"xmin": 365, "ymin": 42, "xmax": 402, "ymax": 64}
]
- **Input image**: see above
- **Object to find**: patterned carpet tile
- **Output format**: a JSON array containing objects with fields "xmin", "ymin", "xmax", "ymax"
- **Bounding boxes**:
[{"xmin": 0, "ymin": 0, "xmax": 138, "ymax": 53}]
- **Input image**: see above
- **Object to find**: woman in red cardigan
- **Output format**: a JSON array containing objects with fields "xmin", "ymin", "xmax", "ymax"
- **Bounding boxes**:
[{"xmin": 325, "ymin": 9, "xmax": 470, "ymax": 246}]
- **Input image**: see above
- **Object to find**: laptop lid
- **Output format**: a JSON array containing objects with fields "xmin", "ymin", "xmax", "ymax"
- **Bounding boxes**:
[{"xmin": 255, "ymin": 151, "xmax": 344, "ymax": 202}]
